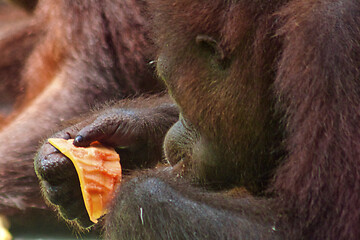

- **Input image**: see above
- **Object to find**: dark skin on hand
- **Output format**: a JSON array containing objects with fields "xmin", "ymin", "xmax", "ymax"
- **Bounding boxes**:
[
  {"xmin": 35, "ymin": 95, "xmax": 179, "ymax": 228},
  {"xmin": 35, "ymin": 0, "xmax": 360, "ymax": 239},
  {"xmin": 0, "ymin": 0, "xmax": 164, "ymax": 216}
]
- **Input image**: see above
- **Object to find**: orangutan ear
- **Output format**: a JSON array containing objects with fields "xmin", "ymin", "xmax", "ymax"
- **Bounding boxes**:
[{"xmin": 195, "ymin": 34, "xmax": 229, "ymax": 69}]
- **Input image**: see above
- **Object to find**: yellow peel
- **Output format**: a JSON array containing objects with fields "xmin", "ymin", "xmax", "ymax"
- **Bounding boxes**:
[{"xmin": 48, "ymin": 138, "xmax": 121, "ymax": 223}]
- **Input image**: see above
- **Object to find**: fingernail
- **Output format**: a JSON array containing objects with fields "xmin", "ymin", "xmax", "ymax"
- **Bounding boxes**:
[{"xmin": 74, "ymin": 135, "xmax": 84, "ymax": 143}]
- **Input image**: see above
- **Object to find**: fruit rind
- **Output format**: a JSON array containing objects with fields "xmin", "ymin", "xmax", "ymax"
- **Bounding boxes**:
[{"xmin": 48, "ymin": 138, "xmax": 122, "ymax": 223}]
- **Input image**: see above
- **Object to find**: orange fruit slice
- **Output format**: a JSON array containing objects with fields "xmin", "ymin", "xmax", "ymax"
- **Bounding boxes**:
[{"xmin": 48, "ymin": 138, "xmax": 121, "ymax": 223}]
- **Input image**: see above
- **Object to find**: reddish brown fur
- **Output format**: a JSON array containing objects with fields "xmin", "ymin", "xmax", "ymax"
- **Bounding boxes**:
[
  {"xmin": 0, "ymin": 4, "xmax": 40, "ymax": 125},
  {"xmin": 32, "ymin": 0, "xmax": 360, "ymax": 239},
  {"xmin": 274, "ymin": 1, "xmax": 360, "ymax": 239},
  {"xmin": 152, "ymin": 0, "xmax": 360, "ymax": 239},
  {"xmin": 153, "ymin": 0, "xmax": 285, "ymax": 193},
  {"xmin": 0, "ymin": 0, "xmax": 163, "ymax": 216}
]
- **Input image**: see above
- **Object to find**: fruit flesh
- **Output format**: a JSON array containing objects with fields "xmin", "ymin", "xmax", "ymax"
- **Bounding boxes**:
[{"xmin": 48, "ymin": 138, "xmax": 122, "ymax": 223}]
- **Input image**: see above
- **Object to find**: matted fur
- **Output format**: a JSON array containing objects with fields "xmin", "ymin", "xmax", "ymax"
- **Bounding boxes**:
[
  {"xmin": 274, "ymin": 0, "xmax": 360, "ymax": 239},
  {"xmin": 149, "ymin": 0, "xmax": 360, "ymax": 239},
  {"xmin": 33, "ymin": 0, "xmax": 360, "ymax": 239},
  {"xmin": 0, "ymin": 0, "xmax": 164, "ymax": 216}
]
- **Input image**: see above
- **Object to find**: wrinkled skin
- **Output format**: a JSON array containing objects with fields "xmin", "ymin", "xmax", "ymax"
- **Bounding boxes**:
[
  {"xmin": 35, "ymin": 0, "xmax": 282, "ymax": 238},
  {"xmin": 0, "ymin": 0, "xmax": 164, "ymax": 218},
  {"xmin": 35, "ymin": 96, "xmax": 179, "ymax": 228},
  {"xmin": 36, "ymin": 0, "xmax": 360, "ymax": 239},
  {"xmin": 35, "ymin": 97, "xmax": 280, "ymax": 239}
]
